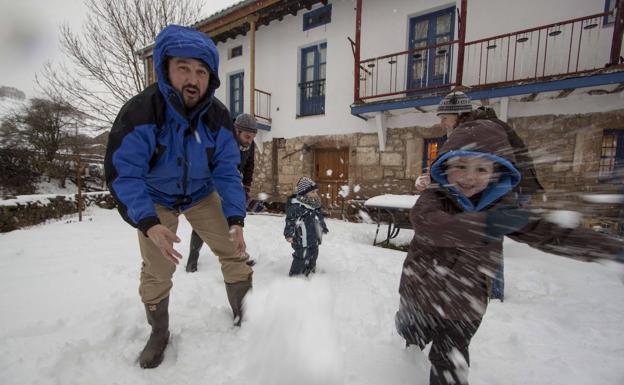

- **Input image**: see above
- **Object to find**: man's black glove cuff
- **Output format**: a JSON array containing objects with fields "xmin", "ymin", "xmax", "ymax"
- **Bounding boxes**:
[
  {"xmin": 228, "ymin": 216, "xmax": 245, "ymax": 227},
  {"xmin": 137, "ymin": 216, "xmax": 161, "ymax": 237}
]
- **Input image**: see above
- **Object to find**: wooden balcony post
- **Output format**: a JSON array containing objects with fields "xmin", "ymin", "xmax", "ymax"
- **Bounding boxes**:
[
  {"xmin": 455, "ymin": 0, "xmax": 468, "ymax": 86},
  {"xmin": 609, "ymin": 0, "xmax": 624, "ymax": 66},
  {"xmin": 354, "ymin": 0, "xmax": 362, "ymax": 103},
  {"xmin": 249, "ymin": 15, "xmax": 258, "ymax": 116}
]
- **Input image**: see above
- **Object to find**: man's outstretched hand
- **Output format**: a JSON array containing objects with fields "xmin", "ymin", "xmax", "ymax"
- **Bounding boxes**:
[
  {"xmin": 230, "ymin": 225, "xmax": 247, "ymax": 255},
  {"xmin": 147, "ymin": 224, "xmax": 183, "ymax": 264}
]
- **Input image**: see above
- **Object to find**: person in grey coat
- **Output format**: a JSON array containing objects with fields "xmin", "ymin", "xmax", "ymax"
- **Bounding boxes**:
[
  {"xmin": 186, "ymin": 113, "xmax": 258, "ymax": 272},
  {"xmin": 284, "ymin": 177, "xmax": 329, "ymax": 276}
]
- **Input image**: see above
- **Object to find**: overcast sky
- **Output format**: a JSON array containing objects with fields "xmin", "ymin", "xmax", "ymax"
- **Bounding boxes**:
[{"xmin": 0, "ymin": 0, "xmax": 240, "ymax": 98}]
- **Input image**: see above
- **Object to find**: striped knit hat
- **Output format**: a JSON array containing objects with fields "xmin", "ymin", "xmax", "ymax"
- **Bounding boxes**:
[
  {"xmin": 234, "ymin": 113, "xmax": 257, "ymax": 133},
  {"xmin": 436, "ymin": 91, "xmax": 473, "ymax": 115},
  {"xmin": 296, "ymin": 176, "xmax": 318, "ymax": 196}
]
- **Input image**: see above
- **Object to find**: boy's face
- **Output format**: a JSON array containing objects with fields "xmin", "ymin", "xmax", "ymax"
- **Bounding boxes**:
[
  {"xmin": 446, "ymin": 156, "xmax": 497, "ymax": 197},
  {"xmin": 439, "ymin": 114, "xmax": 458, "ymax": 136}
]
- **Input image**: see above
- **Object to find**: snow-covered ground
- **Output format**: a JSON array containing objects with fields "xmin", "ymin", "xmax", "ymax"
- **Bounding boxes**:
[{"xmin": 1, "ymin": 207, "xmax": 623, "ymax": 385}]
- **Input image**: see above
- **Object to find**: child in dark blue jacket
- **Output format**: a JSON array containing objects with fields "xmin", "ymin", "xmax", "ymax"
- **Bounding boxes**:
[{"xmin": 284, "ymin": 177, "xmax": 329, "ymax": 276}]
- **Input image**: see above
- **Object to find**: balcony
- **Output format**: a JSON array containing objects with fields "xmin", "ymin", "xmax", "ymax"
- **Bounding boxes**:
[
  {"xmin": 298, "ymin": 79, "xmax": 326, "ymax": 117},
  {"xmin": 351, "ymin": 7, "xmax": 624, "ymax": 115},
  {"xmin": 254, "ymin": 88, "xmax": 272, "ymax": 128}
]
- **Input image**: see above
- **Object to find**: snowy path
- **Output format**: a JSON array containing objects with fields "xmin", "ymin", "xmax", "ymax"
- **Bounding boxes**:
[{"xmin": 0, "ymin": 207, "xmax": 623, "ymax": 385}]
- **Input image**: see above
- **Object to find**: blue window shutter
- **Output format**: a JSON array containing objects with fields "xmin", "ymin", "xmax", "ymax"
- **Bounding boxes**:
[
  {"xmin": 407, "ymin": 7, "xmax": 455, "ymax": 93},
  {"xmin": 299, "ymin": 43, "xmax": 326, "ymax": 116},
  {"xmin": 229, "ymin": 72, "xmax": 244, "ymax": 118}
]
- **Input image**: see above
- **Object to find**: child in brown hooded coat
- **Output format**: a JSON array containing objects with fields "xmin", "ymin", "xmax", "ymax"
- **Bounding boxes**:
[{"xmin": 396, "ymin": 120, "xmax": 623, "ymax": 385}]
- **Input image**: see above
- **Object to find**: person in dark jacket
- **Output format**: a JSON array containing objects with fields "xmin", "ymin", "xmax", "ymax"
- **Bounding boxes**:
[
  {"xmin": 186, "ymin": 113, "xmax": 258, "ymax": 272},
  {"xmin": 284, "ymin": 177, "xmax": 329, "ymax": 276},
  {"xmin": 415, "ymin": 90, "xmax": 544, "ymax": 301},
  {"xmin": 104, "ymin": 25, "xmax": 253, "ymax": 369},
  {"xmin": 396, "ymin": 120, "xmax": 623, "ymax": 385}
]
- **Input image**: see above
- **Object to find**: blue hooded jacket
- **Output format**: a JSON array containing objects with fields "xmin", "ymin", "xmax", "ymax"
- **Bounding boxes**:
[{"xmin": 105, "ymin": 25, "xmax": 245, "ymax": 235}]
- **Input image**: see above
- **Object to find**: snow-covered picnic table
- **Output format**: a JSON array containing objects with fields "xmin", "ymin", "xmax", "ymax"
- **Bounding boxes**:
[{"xmin": 364, "ymin": 194, "xmax": 419, "ymax": 246}]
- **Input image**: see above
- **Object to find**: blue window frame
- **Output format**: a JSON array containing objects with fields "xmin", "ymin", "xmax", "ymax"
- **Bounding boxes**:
[
  {"xmin": 303, "ymin": 4, "xmax": 332, "ymax": 31},
  {"xmin": 423, "ymin": 136, "xmax": 447, "ymax": 173},
  {"xmin": 604, "ymin": 0, "xmax": 616, "ymax": 25},
  {"xmin": 599, "ymin": 129, "xmax": 624, "ymax": 181},
  {"xmin": 299, "ymin": 43, "xmax": 326, "ymax": 117},
  {"xmin": 229, "ymin": 72, "xmax": 244, "ymax": 118},
  {"xmin": 407, "ymin": 7, "xmax": 455, "ymax": 92}
]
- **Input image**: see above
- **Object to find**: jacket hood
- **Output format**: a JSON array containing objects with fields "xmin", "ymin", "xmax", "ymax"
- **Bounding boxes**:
[
  {"xmin": 430, "ymin": 120, "xmax": 521, "ymax": 212},
  {"xmin": 153, "ymin": 24, "xmax": 221, "ymax": 117}
]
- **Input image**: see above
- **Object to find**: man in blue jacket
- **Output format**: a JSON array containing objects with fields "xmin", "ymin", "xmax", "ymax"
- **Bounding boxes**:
[{"xmin": 104, "ymin": 24, "xmax": 253, "ymax": 369}]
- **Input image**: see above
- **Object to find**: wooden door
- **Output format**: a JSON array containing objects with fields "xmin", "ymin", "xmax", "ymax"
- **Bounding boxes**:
[{"xmin": 315, "ymin": 148, "xmax": 349, "ymax": 208}]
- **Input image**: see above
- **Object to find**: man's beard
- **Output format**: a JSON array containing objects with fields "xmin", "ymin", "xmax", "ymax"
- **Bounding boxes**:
[
  {"xmin": 182, "ymin": 85, "xmax": 202, "ymax": 109},
  {"xmin": 240, "ymin": 144, "xmax": 251, "ymax": 151}
]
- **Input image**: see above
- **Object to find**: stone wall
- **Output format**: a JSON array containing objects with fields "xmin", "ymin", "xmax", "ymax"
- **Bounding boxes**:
[
  {"xmin": 0, "ymin": 192, "xmax": 116, "ymax": 233},
  {"xmin": 250, "ymin": 109, "xmax": 623, "ymax": 230},
  {"xmin": 509, "ymin": 109, "xmax": 624, "ymax": 231},
  {"xmin": 251, "ymin": 125, "xmax": 447, "ymax": 205}
]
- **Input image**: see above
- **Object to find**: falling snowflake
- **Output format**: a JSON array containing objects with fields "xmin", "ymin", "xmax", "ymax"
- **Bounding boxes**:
[
  {"xmin": 326, "ymin": 169, "xmax": 333, "ymax": 176},
  {"xmin": 338, "ymin": 185, "xmax": 350, "ymax": 198},
  {"xmin": 353, "ymin": 184, "xmax": 361, "ymax": 193},
  {"xmin": 257, "ymin": 192, "xmax": 269, "ymax": 201}
]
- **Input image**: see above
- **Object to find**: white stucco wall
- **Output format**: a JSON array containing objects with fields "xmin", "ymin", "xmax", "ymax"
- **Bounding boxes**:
[{"xmin": 212, "ymin": 0, "xmax": 622, "ymax": 140}]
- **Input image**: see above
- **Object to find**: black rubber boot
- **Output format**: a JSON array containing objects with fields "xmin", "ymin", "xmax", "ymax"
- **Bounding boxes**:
[
  {"xmin": 225, "ymin": 277, "xmax": 252, "ymax": 326},
  {"xmin": 186, "ymin": 231, "xmax": 203, "ymax": 273},
  {"xmin": 139, "ymin": 297, "xmax": 170, "ymax": 369},
  {"xmin": 186, "ymin": 250, "xmax": 199, "ymax": 272}
]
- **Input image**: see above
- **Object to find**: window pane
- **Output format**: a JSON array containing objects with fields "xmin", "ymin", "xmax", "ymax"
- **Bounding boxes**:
[
  {"xmin": 320, "ymin": 46, "xmax": 327, "ymax": 64},
  {"xmin": 413, "ymin": 20, "xmax": 428, "ymax": 40},
  {"xmin": 306, "ymin": 51, "xmax": 315, "ymax": 66},
  {"xmin": 607, "ymin": 0, "xmax": 615, "ymax": 23},
  {"xmin": 434, "ymin": 56, "xmax": 450, "ymax": 76},
  {"xmin": 412, "ymin": 59, "xmax": 427, "ymax": 81},
  {"xmin": 436, "ymin": 13, "xmax": 451, "ymax": 35},
  {"xmin": 319, "ymin": 63, "xmax": 326, "ymax": 79},
  {"xmin": 306, "ymin": 67, "xmax": 314, "ymax": 82}
]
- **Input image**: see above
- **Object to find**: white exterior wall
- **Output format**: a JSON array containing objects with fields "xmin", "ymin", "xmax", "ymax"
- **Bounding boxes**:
[{"xmin": 213, "ymin": 0, "xmax": 621, "ymax": 141}]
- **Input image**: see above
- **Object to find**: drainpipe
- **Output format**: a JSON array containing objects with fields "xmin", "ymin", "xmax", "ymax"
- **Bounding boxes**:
[
  {"xmin": 455, "ymin": 0, "xmax": 468, "ymax": 86},
  {"xmin": 354, "ymin": 0, "xmax": 362, "ymax": 103},
  {"xmin": 609, "ymin": 0, "xmax": 624, "ymax": 67}
]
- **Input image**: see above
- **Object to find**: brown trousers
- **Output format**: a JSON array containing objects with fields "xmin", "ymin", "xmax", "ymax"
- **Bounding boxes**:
[{"xmin": 138, "ymin": 192, "xmax": 252, "ymax": 304}]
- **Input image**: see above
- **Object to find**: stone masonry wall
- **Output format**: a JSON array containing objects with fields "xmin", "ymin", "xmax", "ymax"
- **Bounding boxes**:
[{"xmin": 250, "ymin": 109, "xmax": 623, "ymax": 230}]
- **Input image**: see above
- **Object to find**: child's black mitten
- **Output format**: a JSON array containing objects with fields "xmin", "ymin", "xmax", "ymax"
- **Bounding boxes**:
[{"xmin": 485, "ymin": 206, "xmax": 530, "ymax": 238}]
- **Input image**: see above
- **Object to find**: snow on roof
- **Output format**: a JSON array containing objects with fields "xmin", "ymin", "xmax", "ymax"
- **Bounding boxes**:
[
  {"xmin": 192, "ymin": 0, "xmax": 253, "ymax": 29},
  {"xmin": 364, "ymin": 194, "xmax": 419, "ymax": 209}
]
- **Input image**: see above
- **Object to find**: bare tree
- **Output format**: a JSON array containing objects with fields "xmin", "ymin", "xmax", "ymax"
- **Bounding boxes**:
[
  {"xmin": 3, "ymin": 98, "xmax": 81, "ymax": 163},
  {"xmin": 37, "ymin": 0, "xmax": 204, "ymax": 128}
]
